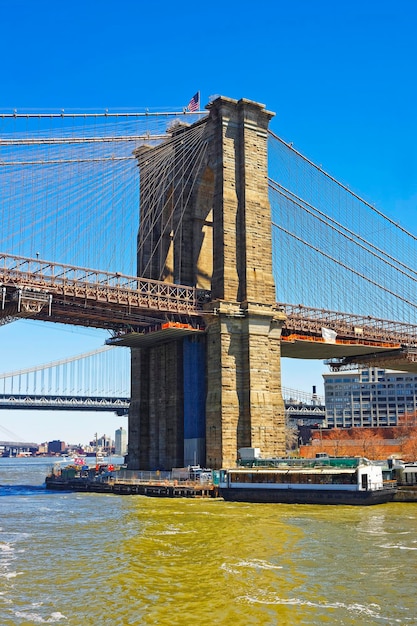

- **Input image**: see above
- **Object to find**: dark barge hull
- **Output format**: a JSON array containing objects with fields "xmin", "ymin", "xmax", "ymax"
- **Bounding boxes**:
[
  {"xmin": 219, "ymin": 487, "xmax": 396, "ymax": 505},
  {"xmin": 45, "ymin": 477, "xmax": 218, "ymax": 498},
  {"xmin": 45, "ymin": 478, "xmax": 113, "ymax": 492}
]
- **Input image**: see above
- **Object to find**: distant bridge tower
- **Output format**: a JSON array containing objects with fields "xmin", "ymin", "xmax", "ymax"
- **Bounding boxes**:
[{"xmin": 128, "ymin": 96, "xmax": 286, "ymax": 470}]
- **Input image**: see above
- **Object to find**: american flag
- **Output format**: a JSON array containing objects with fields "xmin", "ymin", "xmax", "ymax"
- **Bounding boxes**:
[{"xmin": 187, "ymin": 92, "xmax": 200, "ymax": 112}]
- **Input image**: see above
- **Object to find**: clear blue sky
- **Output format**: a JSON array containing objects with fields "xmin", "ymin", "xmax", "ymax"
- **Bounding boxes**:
[{"xmin": 1, "ymin": 0, "xmax": 416, "ymax": 444}]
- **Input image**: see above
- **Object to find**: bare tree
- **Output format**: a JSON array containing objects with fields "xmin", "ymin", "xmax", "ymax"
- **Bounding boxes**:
[{"xmin": 285, "ymin": 414, "xmax": 299, "ymax": 454}]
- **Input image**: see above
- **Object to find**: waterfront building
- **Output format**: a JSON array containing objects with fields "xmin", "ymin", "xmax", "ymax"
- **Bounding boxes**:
[
  {"xmin": 90, "ymin": 434, "xmax": 113, "ymax": 452},
  {"xmin": 115, "ymin": 427, "xmax": 127, "ymax": 456},
  {"xmin": 324, "ymin": 367, "xmax": 417, "ymax": 428},
  {"xmin": 48, "ymin": 440, "xmax": 66, "ymax": 454}
]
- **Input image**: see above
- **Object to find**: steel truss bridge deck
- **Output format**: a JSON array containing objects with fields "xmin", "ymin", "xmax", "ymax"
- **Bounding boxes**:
[
  {"xmin": 0, "ymin": 394, "xmax": 129, "ymax": 414},
  {"xmin": 279, "ymin": 303, "xmax": 417, "ymax": 366},
  {"xmin": 0, "ymin": 253, "xmax": 209, "ymax": 329},
  {"xmin": 1, "ymin": 252, "xmax": 417, "ymax": 368},
  {"xmin": 0, "ymin": 393, "xmax": 323, "ymax": 417}
]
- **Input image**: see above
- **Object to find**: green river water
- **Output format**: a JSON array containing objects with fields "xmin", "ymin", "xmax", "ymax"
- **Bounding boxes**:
[{"xmin": 1, "ymin": 457, "xmax": 416, "ymax": 625}]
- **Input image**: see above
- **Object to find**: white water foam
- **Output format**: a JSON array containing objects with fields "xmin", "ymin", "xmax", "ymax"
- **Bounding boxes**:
[
  {"xmin": 221, "ymin": 558, "xmax": 283, "ymax": 574},
  {"xmin": 242, "ymin": 594, "xmax": 385, "ymax": 620},
  {"xmin": 379, "ymin": 543, "xmax": 417, "ymax": 550},
  {"xmin": 1, "ymin": 570, "xmax": 23, "ymax": 579},
  {"xmin": 14, "ymin": 611, "xmax": 67, "ymax": 623},
  {"xmin": 0, "ymin": 542, "xmax": 14, "ymax": 553}
]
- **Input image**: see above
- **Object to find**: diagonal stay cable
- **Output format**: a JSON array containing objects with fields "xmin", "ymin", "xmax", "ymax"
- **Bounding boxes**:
[
  {"xmin": 272, "ymin": 221, "xmax": 417, "ymax": 310},
  {"xmin": 268, "ymin": 179, "xmax": 417, "ymax": 282}
]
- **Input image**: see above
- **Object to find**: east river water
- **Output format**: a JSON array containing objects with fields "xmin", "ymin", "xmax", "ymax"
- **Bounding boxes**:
[{"xmin": 1, "ymin": 457, "xmax": 417, "ymax": 625}]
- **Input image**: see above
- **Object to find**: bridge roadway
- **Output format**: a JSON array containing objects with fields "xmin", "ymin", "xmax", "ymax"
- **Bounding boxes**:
[
  {"xmin": 0, "ymin": 394, "xmax": 325, "ymax": 420},
  {"xmin": 0, "ymin": 252, "xmax": 208, "ymax": 330},
  {"xmin": 0, "ymin": 394, "xmax": 129, "ymax": 414},
  {"xmin": 0, "ymin": 441, "xmax": 39, "ymax": 454},
  {"xmin": 1, "ymin": 252, "xmax": 417, "ymax": 369}
]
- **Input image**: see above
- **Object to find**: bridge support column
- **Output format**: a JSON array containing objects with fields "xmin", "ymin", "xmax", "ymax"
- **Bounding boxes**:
[
  {"xmin": 206, "ymin": 304, "xmax": 285, "ymax": 469},
  {"xmin": 128, "ymin": 335, "xmax": 206, "ymax": 471},
  {"xmin": 128, "ymin": 343, "xmax": 184, "ymax": 470},
  {"xmin": 203, "ymin": 97, "xmax": 286, "ymax": 468}
]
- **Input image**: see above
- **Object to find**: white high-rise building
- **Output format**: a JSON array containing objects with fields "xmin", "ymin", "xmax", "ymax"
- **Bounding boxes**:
[
  {"xmin": 115, "ymin": 427, "xmax": 127, "ymax": 456},
  {"xmin": 324, "ymin": 367, "xmax": 417, "ymax": 428}
]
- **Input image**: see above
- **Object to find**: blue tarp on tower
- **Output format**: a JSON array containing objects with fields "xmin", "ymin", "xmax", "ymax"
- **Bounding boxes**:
[{"xmin": 183, "ymin": 335, "xmax": 206, "ymax": 466}]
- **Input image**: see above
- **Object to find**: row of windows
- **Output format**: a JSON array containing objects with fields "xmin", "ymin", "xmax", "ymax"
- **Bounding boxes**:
[
  {"xmin": 327, "ymin": 375, "xmax": 417, "ymax": 385},
  {"xmin": 327, "ymin": 415, "xmax": 401, "ymax": 420},
  {"xmin": 327, "ymin": 394, "xmax": 416, "ymax": 401},
  {"xmin": 327, "ymin": 383, "xmax": 417, "ymax": 391},
  {"xmin": 327, "ymin": 421, "xmax": 397, "ymax": 427},
  {"xmin": 229, "ymin": 472, "xmax": 357, "ymax": 485},
  {"xmin": 326, "ymin": 412, "xmax": 398, "ymax": 416}
]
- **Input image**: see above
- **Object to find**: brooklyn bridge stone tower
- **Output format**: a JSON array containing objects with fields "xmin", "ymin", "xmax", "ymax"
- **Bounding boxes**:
[{"xmin": 127, "ymin": 96, "xmax": 286, "ymax": 470}]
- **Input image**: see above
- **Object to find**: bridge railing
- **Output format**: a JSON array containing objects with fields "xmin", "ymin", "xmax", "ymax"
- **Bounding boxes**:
[
  {"xmin": 282, "ymin": 385, "xmax": 324, "ymax": 405},
  {"xmin": 279, "ymin": 302, "xmax": 417, "ymax": 346},
  {"xmin": 0, "ymin": 252, "xmax": 210, "ymax": 315}
]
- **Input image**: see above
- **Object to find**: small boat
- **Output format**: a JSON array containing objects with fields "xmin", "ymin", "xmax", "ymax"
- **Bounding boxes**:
[
  {"xmin": 60, "ymin": 454, "xmax": 86, "ymax": 466},
  {"xmin": 219, "ymin": 457, "xmax": 396, "ymax": 505}
]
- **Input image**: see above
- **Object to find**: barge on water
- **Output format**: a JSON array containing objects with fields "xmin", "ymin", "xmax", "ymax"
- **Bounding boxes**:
[
  {"xmin": 389, "ymin": 461, "xmax": 417, "ymax": 502},
  {"xmin": 45, "ymin": 463, "xmax": 219, "ymax": 498},
  {"xmin": 219, "ymin": 457, "xmax": 397, "ymax": 505}
]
